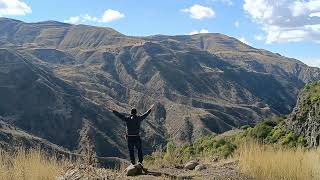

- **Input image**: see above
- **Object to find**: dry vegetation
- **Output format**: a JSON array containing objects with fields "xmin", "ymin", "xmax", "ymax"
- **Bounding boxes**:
[
  {"xmin": 1, "ymin": 142, "xmax": 320, "ymax": 180},
  {"xmin": 238, "ymin": 142, "xmax": 320, "ymax": 180},
  {"xmin": 0, "ymin": 148, "xmax": 70, "ymax": 180}
]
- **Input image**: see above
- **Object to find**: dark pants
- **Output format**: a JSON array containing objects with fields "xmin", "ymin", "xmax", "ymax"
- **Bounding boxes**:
[{"xmin": 127, "ymin": 136, "xmax": 143, "ymax": 164}]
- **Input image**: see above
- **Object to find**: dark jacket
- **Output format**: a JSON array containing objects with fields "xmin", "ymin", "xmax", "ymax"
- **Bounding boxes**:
[{"xmin": 112, "ymin": 109, "xmax": 151, "ymax": 136}]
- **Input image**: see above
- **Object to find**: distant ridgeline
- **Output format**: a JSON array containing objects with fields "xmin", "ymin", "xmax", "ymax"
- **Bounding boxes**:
[
  {"xmin": 285, "ymin": 82, "xmax": 320, "ymax": 147},
  {"xmin": 1, "ymin": 17, "xmax": 320, "ymax": 158}
]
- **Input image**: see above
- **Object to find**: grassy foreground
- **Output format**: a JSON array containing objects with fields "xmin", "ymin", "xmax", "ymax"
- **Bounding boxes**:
[
  {"xmin": 238, "ymin": 142, "xmax": 320, "ymax": 180},
  {"xmin": 0, "ymin": 148, "xmax": 69, "ymax": 180},
  {"xmin": 0, "ymin": 142, "xmax": 319, "ymax": 180}
]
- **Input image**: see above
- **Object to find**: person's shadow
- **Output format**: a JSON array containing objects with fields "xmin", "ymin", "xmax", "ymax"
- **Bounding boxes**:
[{"xmin": 143, "ymin": 170, "xmax": 193, "ymax": 179}]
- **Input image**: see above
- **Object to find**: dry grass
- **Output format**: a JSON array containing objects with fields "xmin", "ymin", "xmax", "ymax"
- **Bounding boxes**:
[
  {"xmin": 0, "ymin": 148, "xmax": 70, "ymax": 180},
  {"xmin": 238, "ymin": 142, "xmax": 320, "ymax": 180}
]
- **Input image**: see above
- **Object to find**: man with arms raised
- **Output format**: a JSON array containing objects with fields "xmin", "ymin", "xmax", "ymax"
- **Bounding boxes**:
[{"xmin": 111, "ymin": 104, "xmax": 154, "ymax": 166}]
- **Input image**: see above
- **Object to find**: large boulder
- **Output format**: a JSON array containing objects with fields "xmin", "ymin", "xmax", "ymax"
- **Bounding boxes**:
[
  {"xmin": 195, "ymin": 164, "xmax": 206, "ymax": 171},
  {"xmin": 184, "ymin": 160, "xmax": 199, "ymax": 170},
  {"xmin": 126, "ymin": 164, "xmax": 143, "ymax": 176}
]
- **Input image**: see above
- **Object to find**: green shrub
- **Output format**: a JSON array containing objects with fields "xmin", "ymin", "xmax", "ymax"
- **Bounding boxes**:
[
  {"xmin": 181, "ymin": 145, "xmax": 195, "ymax": 162},
  {"xmin": 252, "ymin": 123, "xmax": 273, "ymax": 139},
  {"xmin": 265, "ymin": 128, "xmax": 286, "ymax": 144},
  {"xmin": 281, "ymin": 132, "xmax": 295, "ymax": 145},
  {"xmin": 217, "ymin": 143, "xmax": 237, "ymax": 158},
  {"xmin": 301, "ymin": 82, "xmax": 320, "ymax": 117},
  {"xmin": 240, "ymin": 125, "xmax": 251, "ymax": 130},
  {"xmin": 243, "ymin": 116, "xmax": 307, "ymax": 148},
  {"xmin": 146, "ymin": 115, "xmax": 309, "ymax": 167},
  {"xmin": 297, "ymin": 135, "xmax": 307, "ymax": 146},
  {"xmin": 163, "ymin": 142, "xmax": 176, "ymax": 162}
]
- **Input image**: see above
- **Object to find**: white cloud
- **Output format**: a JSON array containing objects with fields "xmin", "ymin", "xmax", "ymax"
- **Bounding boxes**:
[
  {"xmin": 189, "ymin": 29, "xmax": 209, "ymax": 35},
  {"xmin": 101, "ymin": 9, "xmax": 125, "ymax": 23},
  {"xmin": 310, "ymin": 12, "xmax": 320, "ymax": 17},
  {"xmin": 243, "ymin": 0, "xmax": 320, "ymax": 44},
  {"xmin": 82, "ymin": 14, "xmax": 99, "ymax": 22},
  {"xmin": 182, "ymin": 4, "xmax": 215, "ymax": 20},
  {"xmin": 301, "ymin": 58, "xmax": 320, "ymax": 67},
  {"xmin": 234, "ymin": 21, "xmax": 240, "ymax": 28},
  {"xmin": 239, "ymin": 37, "xmax": 251, "ymax": 45},
  {"xmin": 64, "ymin": 16, "xmax": 81, "ymax": 24},
  {"xmin": 0, "ymin": 0, "xmax": 31, "ymax": 16},
  {"xmin": 64, "ymin": 9, "xmax": 124, "ymax": 24},
  {"xmin": 254, "ymin": 34, "xmax": 264, "ymax": 41}
]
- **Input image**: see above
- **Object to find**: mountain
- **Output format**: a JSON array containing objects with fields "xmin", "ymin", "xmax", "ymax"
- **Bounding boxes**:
[
  {"xmin": 0, "ymin": 17, "xmax": 320, "ymax": 158},
  {"xmin": 285, "ymin": 82, "xmax": 320, "ymax": 147}
]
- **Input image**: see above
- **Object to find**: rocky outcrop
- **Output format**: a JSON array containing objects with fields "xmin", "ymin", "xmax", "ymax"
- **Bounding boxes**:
[
  {"xmin": 285, "ymin": 82, "xmax": 320, "ymax": 147},
  {"xmin": 184, "ymin": 160, "xmax": 199, "ymax": 170}
]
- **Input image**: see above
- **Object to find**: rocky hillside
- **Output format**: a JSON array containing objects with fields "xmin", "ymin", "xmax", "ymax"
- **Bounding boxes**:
[
  {"xmin": 0, "ymin": 17, "xmax": 320, "ymax": 157},
  {"xmin": 286, "ymin": 82, "xmax": 320, "ymax": 147}
]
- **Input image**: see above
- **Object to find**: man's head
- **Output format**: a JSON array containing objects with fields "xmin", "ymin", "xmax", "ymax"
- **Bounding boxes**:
[{"xmin": 131, "ymin": 108, "xmax": 137, "ymax": 115}]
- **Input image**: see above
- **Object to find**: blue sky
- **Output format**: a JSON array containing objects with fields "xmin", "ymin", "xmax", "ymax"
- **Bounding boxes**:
[{"xmin": 1, "ymin": 0, "xmax": 320, "ymax": 67}]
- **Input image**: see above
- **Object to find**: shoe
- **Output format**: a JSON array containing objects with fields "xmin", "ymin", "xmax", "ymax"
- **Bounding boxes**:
[
  {"xmin": 137, "ymin": 162, "xmax": 143, "ymax": 168},
  {"xmin": 138, "ymin": 162, "xmax": 148, "ymax": 173}
]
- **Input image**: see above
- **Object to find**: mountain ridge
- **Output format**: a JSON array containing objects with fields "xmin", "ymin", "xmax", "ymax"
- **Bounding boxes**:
[{"xmin": 0, "ymin": 18, "xmax": 320, "ymax": 157}]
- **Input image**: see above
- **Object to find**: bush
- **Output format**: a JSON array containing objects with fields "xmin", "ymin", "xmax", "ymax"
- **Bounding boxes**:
[
  {"xmin": 240, "ymin": 125, "xmax": 251, "ymax": 130},
  {"xmin": 244, "ymin": 116, "xmax": 307, "ymax": 148},
  {"xmin": 252, "ymin": 123, "xmax": 273, "ymax": 139},
  {"xmin": 265, "ymin": 127, "xmax": 286, "ymax": 144},
  {"xmin": 217, "ymin": 143, "xmax": 237, "ymax": 158},
  {"xmin": 163, "ymin": 142, "xmax": 177, "ymax": 163},
  {"xmin": 146, "ymin": 115, "xmax": 309, "ymax": 167},
  {"xmin": 193, "ymin": 136, "xmax": 237, "ymax": 159},
  {"xmin": 297, "ymin": 135, "xmax": 307, "ymax": 146}
]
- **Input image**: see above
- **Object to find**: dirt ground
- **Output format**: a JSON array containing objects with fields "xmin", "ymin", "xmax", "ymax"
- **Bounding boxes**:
[{"xmin": 118, "ymin": 159, "xmax": 252, "ymax": 180}]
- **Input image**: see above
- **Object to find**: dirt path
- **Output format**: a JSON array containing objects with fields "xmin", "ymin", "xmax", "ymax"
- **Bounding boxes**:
[
  {"xmin": 120, "ymin": 160, "xmax": 252, "ymax": 180},
  {"xmin": 59, "ymin": 159, "xmax": 252, "ymax": 179}
]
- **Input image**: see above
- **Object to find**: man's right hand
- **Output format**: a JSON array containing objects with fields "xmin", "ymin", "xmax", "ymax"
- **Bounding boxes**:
[{"xmin": 149, "ymin": 104, "xmax": 155, "ymax": 111}]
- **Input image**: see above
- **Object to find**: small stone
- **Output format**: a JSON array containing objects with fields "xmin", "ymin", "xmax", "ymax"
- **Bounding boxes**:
[
  {"xmin": 184, "ymin": 160, "xmax": 199, "ymax": 170},
  {"xmin": 58, "ymin": 169, "xmax": 83, "ymax": 180},
  {"xmin": 212, "ymin": 157, "xmax": 219, "ymax": 162},
  {"xmin": 194, "ymin": 164, "xmax": 206, "ymax": 171},
  {"xmin": 126, "ymin": 164, "xmax": 143, "ymax": 176},
  {"xmin": 126, "ymin": 164, "xmax": 138, "ymax": 176}
]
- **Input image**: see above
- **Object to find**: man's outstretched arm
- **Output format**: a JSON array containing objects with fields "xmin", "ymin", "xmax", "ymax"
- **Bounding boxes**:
[
  {"xmin": 112, "ymin": 110, "xmax": 126, "ymax": 121},
  {"xmin": 140, "ymin": 104, "xmax": 154, "ymax": 121}
]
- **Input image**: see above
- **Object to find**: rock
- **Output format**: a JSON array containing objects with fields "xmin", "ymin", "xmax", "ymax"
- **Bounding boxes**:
[
  {"xmin": 194, "ymin": 164, "xmax": 206, "ymax": 171},
  {"xmin": 57, "ymin": 169, "xmax": 83, "ymax": 180},
  {"xmin": 58, "ymin": 167, "xmax": 117, "ymax": 180},
  {"xmin": 212, "ymin": 157, "xmax": 219, "ymax": 162},
  {"xmin": 184, "ymin": 160, "xmax": 199, "ymax": 170},
  {"xmin": 126, "ymin": 164, "xmax": 137, "ymax": 176},
  {"xmin": 285, "ymin": 83, "xmax": 320, "ymax": 147},
  {"xmin": 126, "ymin": 164, "xmax": 143, "ymax": 176}
]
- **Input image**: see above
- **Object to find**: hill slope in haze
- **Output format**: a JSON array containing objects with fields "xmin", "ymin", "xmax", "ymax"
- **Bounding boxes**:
[{"xmin": 0, "ymin": 17, "xmax": 320, "ymax": 157}]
